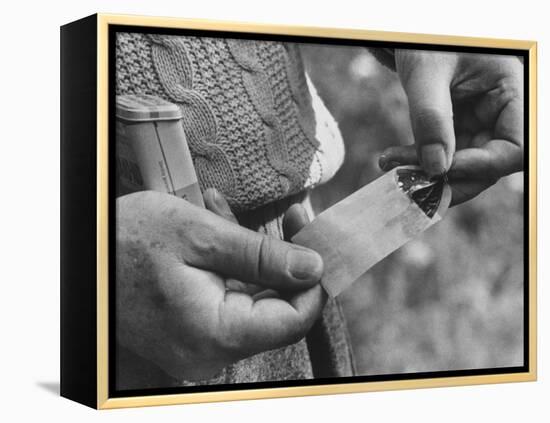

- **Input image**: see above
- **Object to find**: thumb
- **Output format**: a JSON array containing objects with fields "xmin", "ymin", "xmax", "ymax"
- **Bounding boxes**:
[
  {"xmin": 396, "ymin": 50, "xmax": 456, "ymax": 177},
  {"xmin": 182, "ymin": 205, "xmax": 324, "ymax": 291}
]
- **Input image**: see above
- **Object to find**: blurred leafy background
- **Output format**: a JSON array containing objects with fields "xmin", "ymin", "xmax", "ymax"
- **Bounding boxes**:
[{"xmin": 301, "ymin": 44, "xmax": 524, "ymax": 374}]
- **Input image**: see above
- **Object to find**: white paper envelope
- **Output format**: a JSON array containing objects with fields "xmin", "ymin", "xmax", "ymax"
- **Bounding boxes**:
[{"xmin": 292, "ymin": 166, "xmax": 451, "ymax": 297}]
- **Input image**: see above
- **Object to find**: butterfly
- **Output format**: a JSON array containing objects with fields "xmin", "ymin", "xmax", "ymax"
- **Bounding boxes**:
[{"xmin": 396, "ymin": 169, "xmax": 447, "ymax": 218}]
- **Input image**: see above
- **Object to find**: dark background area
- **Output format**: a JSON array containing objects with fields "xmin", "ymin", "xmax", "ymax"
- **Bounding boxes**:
[{"xmin": 302, "ymin": 44, "xmax": 524, "ymax": 374}]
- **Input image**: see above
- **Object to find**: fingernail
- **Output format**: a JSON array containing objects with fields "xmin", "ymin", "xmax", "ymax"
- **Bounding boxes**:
[
  {"xmin": 421, "ymin": 144, "xmax": 447, "ymax": 176},
  {"xmin": 204, "ymin": 187, "xmax": 217, "ymax": 202},
  {"xmin": 212, "ymin": 189, "xmax": 230, "ymax": 210},
  {"xmin": 211, "ymin": 188, "xmax": 222, "ymax": 203},
  {"xmin": 287, "ymin": 248, "xmax": 323, "ymax": 282}
]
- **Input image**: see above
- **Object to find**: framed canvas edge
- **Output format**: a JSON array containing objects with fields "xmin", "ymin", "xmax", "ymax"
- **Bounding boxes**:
[{"xmin": 94, "ymin": 13, "xmax": 538, "ymax": 409}]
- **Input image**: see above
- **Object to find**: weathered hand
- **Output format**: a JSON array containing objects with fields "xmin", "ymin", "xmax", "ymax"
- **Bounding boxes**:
[
  {"xmin": 379, "ymin": 49, "xmax": 524, "ymax": 205},
  {"xmin": 116, "ymin": 190, "xmax": 325, "ymax": 381}
]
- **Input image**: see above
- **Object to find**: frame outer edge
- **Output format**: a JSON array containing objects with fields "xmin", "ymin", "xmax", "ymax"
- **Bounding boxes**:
[
  {"xmin": 61, "ymin": 14, "xmax": 99, "ymax": 409},
  {"xmin": 95, "ymin": 12, "xmax": 536, "ymax": 49},
  {"xmin": 528, "ymin": 41, "xmax": 537, "ymax": 381},
  {"xmin": 94, "ymin": 13, "xmax": 538, "ymax": 409},
  {"xmin": 97, "ymin": 13, "xmax": 109, "ymax": 409}
]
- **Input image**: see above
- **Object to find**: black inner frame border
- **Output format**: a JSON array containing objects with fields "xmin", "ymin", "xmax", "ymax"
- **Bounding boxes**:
[{"xmin": 107, "ymin": 23, "xmax": 531, "ymax": 399}]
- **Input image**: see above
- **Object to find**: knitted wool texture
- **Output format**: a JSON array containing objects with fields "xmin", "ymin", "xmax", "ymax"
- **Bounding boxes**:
[{"xmin": 116, "ymin": 32, "xmax": 323, "ymax": 212}]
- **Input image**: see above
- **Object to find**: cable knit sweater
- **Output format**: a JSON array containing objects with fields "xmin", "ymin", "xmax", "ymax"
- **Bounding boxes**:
[
  {"xmin": 115, "ymin": 32, "xmax": 354, "ymax": 390},
  {"xmin": 116, "ymin": 32, "xmax": 344, "ymax": 213}
]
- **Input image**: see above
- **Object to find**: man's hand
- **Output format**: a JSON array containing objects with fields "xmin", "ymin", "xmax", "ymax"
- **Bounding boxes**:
[
  {"xmin": 379, "ymin": 49, "xmax": 524, "ymax": 205},
  {"xmin": 116, "ymin": 190, "xmax": 325, "ymax": 381}
]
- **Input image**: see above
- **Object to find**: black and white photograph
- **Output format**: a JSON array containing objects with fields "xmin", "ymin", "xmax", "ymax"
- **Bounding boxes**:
[{"xmin": 112, "ymin": 27, "xmax": 528, "ymax": 396}]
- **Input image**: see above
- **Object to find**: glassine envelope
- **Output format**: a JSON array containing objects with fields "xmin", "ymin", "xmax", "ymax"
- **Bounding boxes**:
[{"xmin": 292, "ymin": 166, "xmax": 451, "ymax": 297}]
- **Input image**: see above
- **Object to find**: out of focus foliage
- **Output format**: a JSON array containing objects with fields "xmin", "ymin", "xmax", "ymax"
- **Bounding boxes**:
[{"xmin": 301, "ymin": 44, "xmax": 524, "ymax": 374}]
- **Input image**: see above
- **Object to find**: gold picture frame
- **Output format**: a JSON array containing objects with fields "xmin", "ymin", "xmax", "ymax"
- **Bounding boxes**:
[{"xmin": 61, "ymin": 13, "xmax": 537, "ymax": 409}]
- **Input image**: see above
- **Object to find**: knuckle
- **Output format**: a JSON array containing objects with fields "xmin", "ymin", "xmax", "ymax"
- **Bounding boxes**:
[
  {"xmin": 490, "ymin": 76, "xmax": 523, "ymax": 113},
  {"xmin": 238, "ymin": 233, "xmax": 261, "ymax": 282},
  {"xmin": 413, "ymin": 105, "xmax": 448, "ymax": 129},
  {"xmin": 190, "ymin": 228, "xmax": 218, "ymax": 257},
  {"xmin": 182, "ymin": 216, "xmax": 223, "ymax": 262},
  {"xmin": 216, "ymin": 331, "xmax": 245, "ymax": 358},
  {"xmin": 213, "ymin": 307, "xmax": 244, "ymax": 357},
  {"xmin": 243, "ymin": 233, "xmax": 274, "ymax": 284},
  {"xmin": 216, "ymin": 321, "xmax": 254, "ymax": 359},
  {"xmin": 255, "ymin": 236, "xmax": 270, "ymax": 282},
  {"xmin": 496, "ymin": 76, "xmax": 522, "ymax": 101}
]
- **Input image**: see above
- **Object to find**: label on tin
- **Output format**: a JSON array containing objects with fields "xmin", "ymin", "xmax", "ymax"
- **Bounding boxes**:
[{"xmin": 116, "ymin": 95, "xmax": 204, "ymax": 208}]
